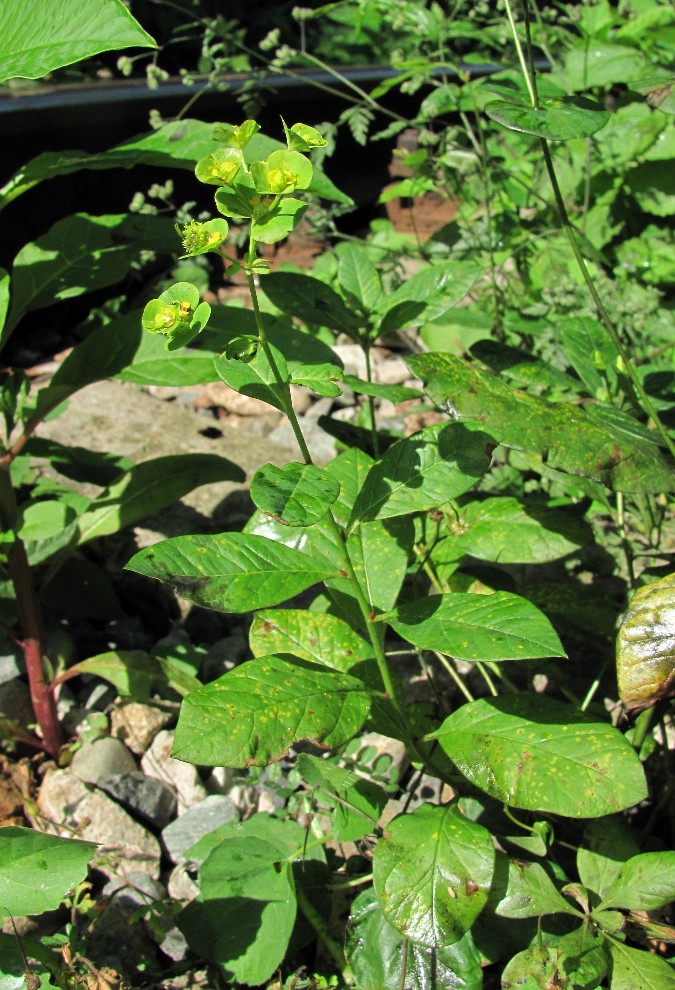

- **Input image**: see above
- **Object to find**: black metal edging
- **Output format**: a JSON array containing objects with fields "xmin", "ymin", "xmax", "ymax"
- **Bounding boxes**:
[{"xmin": 0, "ymin": 60, "xmax": 550, "ymax": 129}]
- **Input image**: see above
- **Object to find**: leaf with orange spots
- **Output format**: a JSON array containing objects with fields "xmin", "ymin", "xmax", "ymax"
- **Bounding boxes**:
[
  {"xmin": 431, "ymin": 696, "xmax": 647, "ymax": 817},
  {"xmin": 172, "ymin": 654, "xmax": 371, "ymax": 767}
]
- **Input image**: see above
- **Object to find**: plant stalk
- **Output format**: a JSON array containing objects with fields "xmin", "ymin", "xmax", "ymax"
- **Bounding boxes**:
[
  {"xmin": 0, "ymin": 459, "xmax": 61, "ymax": 756},
  {"xmin": 295, "ymin": 885, "xmax": 354, "ymax": 985}
]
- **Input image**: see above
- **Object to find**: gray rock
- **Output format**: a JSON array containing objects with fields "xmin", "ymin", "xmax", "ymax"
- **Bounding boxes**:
[
  {"xmin": 161, "ymin": 794, "xmax": 239, "ymax": 864},
  {"xmin": 159, "ymin": 926, "xmax": 189, "ymax": 962},
  {"xmin": 102, "ymin": 871, "xmax": 166, "ymax": 909},
  {"xmin": 0, "ymin": 648, "xmax": 24, "ymax": 684},
  {"xmin": 167, "ymin": 863, "xmax": 199, "ymax": 902},
  {"xmin": 268, "ymin": 416, "xmax": 337, "ymax": 466},
  {"xmin": 109, "ymin": 701, "xmax": 173, "ymax": 755},
  {"xmin": 141, "ymin": 729, "xmax": 208, "ymax": 813},
  {"xmin": 36, "ymin": 768, "xmax": 161, "ymax": 879},
  {"xmin": 36, "ymin": 379, "xmax": 297, "ymax": 532},
  {"xmin": 98, "ymin": 771, "xmax": 177, "ymax": 829},
  {"xmin": 70, "ymin": 737, "xmax": 137, "ymax": 785}
]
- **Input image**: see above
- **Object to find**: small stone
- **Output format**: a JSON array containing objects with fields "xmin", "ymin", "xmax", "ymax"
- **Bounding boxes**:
[
  {"xmin": 290, "ymin": 384, "xmax": 313, "ymax": 415},
  {"xmin": 167, "ymin": 863, "xmax": 200, "ymax": 901},
  {"xmin": 375, "ymin": 355, "xmax": 410, "ymax": 386},
  {"xmin": 206, "ymin": 766, "xmax": 235, "ymax": 795},
  {"xmin": 36, "ymin": 769, "xmax": 161, "ymax": 879},
  {"xmin": 161, "ymin": 794, "xmax": 239, "ymax": 864},
  {"xmin": 102, "ymin": 872, "xmax": 165, "ymax": 909},
  {"xmin": 141, "ymin": 730, "xmax": 208, "ymax": 813},
  {"xmin": 332, "ymin": 344, "xmax": 367, "ymax": 379},
  {"xmin": 110, "ymin": 701, "xmax": 174, "ymax": 755},
  {"xmin": 304, "ymin": 395, "xmax": 335, "ymax": 420},
  {"xmin": 81, "ymin": 682, "xmax": 117, "ymax": 711},
  {"xmin": 0, "ymin": 649, "xmax": 24, "ymax": 684},
  {"xmin": 98, "ymin": 771, "xmax": 177, "ymax": 829},
  {"xmin": 267, "ymin": 418, "xmax": 336, "ymax": 465},
  {"xmin": 257, "ymin": 785, "xmax": 285, "ymax": 815},
  {"xmin": 227, "ymin": 782, "xmax": 260, "ymax": 817},
  {"xmin": 70, "ymin": 737, "xmax": 137, "ymax": 786},
  {"xmin": 159, "ymin": 926, "xmax": 189, "ymax": 962},
  {"xmin": 199, "ymin": 382, "xmax": 270, "ymax": 416}
]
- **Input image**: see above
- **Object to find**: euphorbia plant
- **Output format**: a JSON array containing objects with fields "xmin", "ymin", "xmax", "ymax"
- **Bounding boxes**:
[{"xmin": 128, "ymin": 116, "xmax": 674, "ymax": 989}]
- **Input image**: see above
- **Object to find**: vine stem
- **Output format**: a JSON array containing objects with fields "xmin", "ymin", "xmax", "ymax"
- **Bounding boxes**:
[{"xmin": 503, "ymin": 0, "xmax": 675, "ymax": 462}]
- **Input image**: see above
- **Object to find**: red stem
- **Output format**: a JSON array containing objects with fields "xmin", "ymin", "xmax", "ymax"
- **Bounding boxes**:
[{"xmin": 1, "ymin": 460, "xmax": 62, "ymax": 756}]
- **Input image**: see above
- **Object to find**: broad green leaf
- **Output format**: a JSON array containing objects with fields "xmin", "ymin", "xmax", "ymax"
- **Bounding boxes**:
[
  {"xmin": 346, "ymin": 889, "xmax": 483, "ymax": 990},
  {"xmin": 347, "ymin": 517, "xmax": 413, "ymax": 612},
  {"xmin": 249, "ymin": 609, "xmax": 374, "ymax": 673},
  {"xmin": 0, "ymin": 827, "xmax": 95, "ymax": 916},
  {"xmin": 470, "ymin": 339, "xmax": 577, "ymax": 392},
  {"xmin": 296, "ymin": 753, "xmax": 387, "ymax": 841},
  {"xmin": 114, "ymin": 312, "xmax": 218, "ymax": 386},
  {"xmin": 349, "ymin": 422, "xmax": 496, "ymax": 528},
  {"xmin": 262, "ymin": 272, "xmax": 362, "ymax": 336},
  {"xmin": 432, "ymin": 695, "xmax": 648, "ymax": 817},
  {"xmin": 562, "ymin": 43, "xmax": 650, "ymax": 90},
  {"xmin": 4, "ymin": 213, "xmax": 175, "ymax": 346},
  {"xmin": 76, "ymin": 454, "xmax": 243, "ymax": 545},
  {"xmin": 56, "ymin": 649, "xmax": 200, "ymax": 701},
  {"xmin": 178, "ymin": 816, "xmax": 300, "ymax": 986},
  {"xmin": 341, "ymin": 375, "xmax": 422, "ymax": 404},
  {"xmin": 336, "ymin": 243, "xmax": 383, "ymax": 314},
  {"xmin": 373, "ymin": 804, "xmax": 494, "ymax": 948},
  {"xmin": 485, "ymin": 97, "xmax": 610, "ymax": 140},
  {"xmin": 493, "ymin": 855, "xmax": 579, "ymax": 920},
  {"xmin": 626, "ymin": 161, "xmax": 675, "ymax": 218},
  {"xmin": 171, "ymin": 655, "xmax": 371, "ymax": 766},
  {"xmin": 608, "ymin": 940, "xmax": 675, "ymax": 990},
  {"xmin": 0, "ymin": 269, "xmax": 9, "ymax": 340},
  {"xmin": 377, "ymin": 261, "xmax": 481, "ymax": 331},
  {"xmin": 214, "ymin": 339, "xmax": 289, "ymax": 412},
  {"xmin": 324, "ymin": 447, "xmax": 375, "ymax": 526},
  {"xmin": 387, "ymin": 591, "xmax": 566, "ymax": 662},
  {"xmin": 617, "ymin": 573, "xmax": 675, "ymax": 711},
  {"xmin": 126, "ymin": 532, "xmax": 339, "ymax": 613},
  {"xmin": 448, "ymin": 496, "xmax": 591, "ymax": 564},
  {"xmin": 252, "ymin": 196, "xmax": 308, "ymax": 244},
  {"xmin": 0, "ymin": 0, "xmax": 155, "ymax": 84},
  {"xmin": 290, "ymin": 362, "xmax": 343, "ymax": 397},
  {"xmin": 501, "ymin": 928, "xmax": 606, "ymax": 990},
  {"xmin": 576, "ymin": 817, "xmax": 640, "ymax": 900},
  {"xmin": 250, "ymin": 462, "xmax": 340, "ymax": 527},
  {"xmin": 598, "ymin": 852, "xmax": 675, "ymax": 911},
  {"xmin": 407, "ymin": 352, "xmax": 675, "ymax": 494},
  {"xmin": 557, "ymin": 316, "xmax": 620, "ymax": 400}
]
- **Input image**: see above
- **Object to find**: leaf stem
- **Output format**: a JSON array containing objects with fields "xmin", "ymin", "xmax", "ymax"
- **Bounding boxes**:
[{"xmin": 295, "ymin": 885, "xmax": 354, "ymax": 986}]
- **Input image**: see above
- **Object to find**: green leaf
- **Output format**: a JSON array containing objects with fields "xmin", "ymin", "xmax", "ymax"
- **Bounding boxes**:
[
  {"xmin": 349, "ymin": 422, "xmax": 496, "ymax": 528},
  {"xmin": 373, "ymin": 804, "xmax": 494, "ymax": 947},
  {"xmin": 0, "ymin": 0, "xmax": 155, "ymax": 84},
  {"xmin": 470, "ymin": 339, "xmax": 578, "ymax": 392},
  {"xmin": 249, "ymin": 608, "xmax": 374, "ymax": 673},
  {"xmin": 214, "ymin": 339, "xmax": 289, "ymax": 412},
  {"xmin": 4, "ymin": 213, "xmax": 175, "ymax": 346},
  {"xmin": 557, "ymin": 316, "xmax": 620, "ymax": 400},
  {"xmin": 501, "ymin": 928, "xmax": 606, "ymax": 990},
  {"xmin": 0, "ymin": 269, "xmax": 9, "ymax": 340},
  {"xmin": 387, "ymin": 591, "xmax": 565, "ymax": 662},
  {"xmin": 562, "ymin": 43, "xmax": 650, "ymax": 90},
  {"xmin": 252, "ymin": 197, "xmax": 308, "ymax": 244},
  {"xmin": 76, "ymin": 453, "xmax": 244, "ymax": 545},
  {"xmin": 251, "ymin": 462, "xmax": 340, "ymax": 527},
  {"xmin": 432, "ymin": 695, "xmax": 648, "ymax": 817},
  {"xmin": 608, "ymin": 940, "xmax": 675, "ymax": 990},
  {"xmin": 407, "ymin": 352, "xmax": 675, "ymax": 494},
  {"xmin": 617, "ymin": 573, "xmax": 675, "ymax": 711},
  {"xmin": 114, "ymin": 312, "xmax": 218, "ymax": 386},
  {"xmin": 347, "ymin": 517, "xmax": 413, "ymax": 612},
  {"xmin": 296, "ymin": 753, "xmax": 387, "ymax": 841},
  {"xmin": 448, "ymin": 496, "xmax": 591, "ymax": 564},
  {"xmin": 346, "ymin": 889, "xmax": 483, "ymax": 990},
  {"xmin": 598, "ymin": 852, "xmax": 675, "ymax": 911},
  {"xmin": 341, "ymin": 375, "xmax": 422, "ymax": 404},
  {"xmin": 485, "ymin": 97, "xmax": 610, "ymax": 141},
  {"xmin": 377, "ymin": 261, "xmax": 481, "ymax": 333},
  {"xmin": 126, "ymin": 532, "xmax": 339, "ymax": 613},
  {"xmin": 493, "ymin": 855, "xmax": 579, "ymax": 919},
  {"xmin": 262, "ymin": 272, "xmax": 361, "ymax": 336},
  {"xmin": 0, "ymin": 827, "xmax": 95, "ymax": 916},
  {"xmin": 336, "ymin": 243, "xmax": 383, "ymax": 314},
  {"xmin": 178, "ymin": 816, "xmax": 300, "ymax": 986},
  {"xmin": 171, "ymin": 655, "xmax": 371, "ymax": 767},
  {"xmin": 290, "ymin": 362, "xmax": 343, "ymax": 397},
  {"xmin": 576, "ymin": 817, "xmax": 640, "ymax": 900},
  {"xmin": 56, "ymin": 649, "xmax": 200, "ymax": 701}
]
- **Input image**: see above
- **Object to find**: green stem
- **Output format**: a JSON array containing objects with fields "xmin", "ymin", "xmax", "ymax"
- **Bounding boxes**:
[
  {"xmin": 295, "ymin": 885, "xmax": 354, "ymax": 985},
  {"xmin": 503, "ymin": 0, "xmax": 675, "ymax": 462},
  {"xmin": 363, "ymin": 342, "xmax": 380, "ymax": 459}
]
